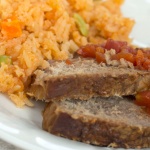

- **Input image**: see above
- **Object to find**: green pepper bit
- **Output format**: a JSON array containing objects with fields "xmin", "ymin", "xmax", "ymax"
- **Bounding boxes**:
[
  {"xmin": 73, "ymin": 13, "xmax": 89, "ymax": 37},
  {"xmin": 0, "ymin": 55, "xmax": 12, "ymax": 66}
]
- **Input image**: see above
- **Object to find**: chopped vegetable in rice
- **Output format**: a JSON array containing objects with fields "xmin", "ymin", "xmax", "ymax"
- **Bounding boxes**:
[{"xmin": 0, "ymin": 0, "xmax": 134, "ymax": 107}]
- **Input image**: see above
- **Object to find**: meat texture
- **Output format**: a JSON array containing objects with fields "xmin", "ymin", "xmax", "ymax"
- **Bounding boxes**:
[
  {"xmin": 27, "ymin": 58, "xmax": 150, "ymax": 102},
  {"xmin": 43, "ymin": 96, "xmax": 150, "ymax": 149}
]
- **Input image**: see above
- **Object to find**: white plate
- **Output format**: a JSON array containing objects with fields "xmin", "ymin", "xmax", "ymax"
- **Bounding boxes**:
[
  {"xmin": 122, "ymin": 0, "xmax": 150, "ymax": 47},
  {"xmin": 0, "ymin": 0, "xmax": 150, "ymax": 150}
]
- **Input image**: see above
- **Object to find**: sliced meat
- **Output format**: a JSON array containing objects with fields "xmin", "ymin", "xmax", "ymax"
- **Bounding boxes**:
[
  {"xmin": 27, "ymin": 58, "xmax": 150, "ymax": 102},
  {"xmin": 42, "ymin": 96, "xmax": 150, "ymax": 148}
]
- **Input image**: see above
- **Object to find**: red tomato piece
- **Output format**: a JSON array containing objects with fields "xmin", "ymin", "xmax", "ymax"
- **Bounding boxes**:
[
  {"xmin": 96, "ymin": 52, "xmax": 106, "ymax": 63},
  {"xmin": 135, "ymin": 91, "xmax": 150, "ymax": 108},
  {"xmin": 96, "ymin": 47, "xmax": 105, "ymax": 54},
  {"xmin": 143, "ymin": 59, "xmax": 150, "ymax": 70},
  {"xmin": 135, "ymin": 50, "xmax": 145, "ymax": 68},
  {"xmin": 77, "ymin": 45, "xmax": 98, "ymax": 58},
  {"xmin": 111, "ymin": 52, "xmax": 135, "ymax": 63},
  {"xmin": 65, "ymin": 59, "xmax": 72, "ymax": 65},
  {"xmin": 121, "ymin": 46, "xmax": 137, "ymax": 55},
  {"xmin": 104, "ymin": 39, "xmax": 127, "ymax": 53}
]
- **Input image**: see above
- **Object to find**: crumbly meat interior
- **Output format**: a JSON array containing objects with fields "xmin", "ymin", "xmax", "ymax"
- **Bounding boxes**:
[
  {"xmin": 27, "ymin": 58, "xmax": 150, "ymax": 101},
  {"xmin": 55, "ymin": 96, "xmax": 150, "ymax": 127},
  {"xmin": 42, "ymin": 96, "xmax": 150, "ymax": 148}
]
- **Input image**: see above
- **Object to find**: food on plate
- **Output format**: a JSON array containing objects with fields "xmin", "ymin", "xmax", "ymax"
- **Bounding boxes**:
[
  {"xmin": 0, "ymin": 0, "xmax": 134, "ymax": 107},
  {"xmin": 78, "ymin": 39, "xmax": 150, "ymax": 71},
  {"xmin": 27, "ymin": 58, "xmax": 150, "ymax": 102},
  {"xmin": 42, "ymin": 96, "xmax": 150, "ymax": 149},
  {"xmin": 135, "ymin": 91, "xmax": 150, "ymax": 109},
  {"xmin": 37, "ymin": 39, "xmax": 150, "ymax": 149},
  {"xmin": 1, "ymin": 0, "xmax": 150, "ymax": 148},
  {"xmin": 27, "ymin": 39, "xmax": 150, "ymax": 102}
]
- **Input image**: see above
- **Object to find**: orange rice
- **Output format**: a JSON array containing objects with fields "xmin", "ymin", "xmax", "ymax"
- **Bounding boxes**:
[{"xmin": 0, "ymin": 0, "xmax": 134, "ymax": 107}]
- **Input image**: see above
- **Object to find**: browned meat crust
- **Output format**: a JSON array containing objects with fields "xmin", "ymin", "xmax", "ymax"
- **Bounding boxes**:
[
  {"xmin": 27, "ymin": 58, "xmax": 150, "ymax": 102},
  {"xmin": 43, "ymin": 97, "xmax": 150, "ymax": 148}
]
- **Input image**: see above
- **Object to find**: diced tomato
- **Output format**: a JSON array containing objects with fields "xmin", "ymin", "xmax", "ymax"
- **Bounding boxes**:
[
  {"xmin": 77, "ymin": 39, "xmax": 150, "ymax": 71},
  {"xmin": 77, "ymin": 45, "xmax": 98, "ymax": 58},
  {"xmin": 65, "ymin": 59, "xmax": 72, "ymax": 65},
  {"xmin": 96, "ymin": 52, "xmax": 106, "ymax": 63},
  {"xmin": 135, "ymin": 50, "xmax": 145, "ymax": 68},
  {"xmin": 144, "ymin": 50, "xmax": 150, "ymax": 59},
  {"xmin": 111, "ymin": 52, "xmax": 135, "ymax": 63},
  {"xmin": 104, "ymin": 39, "xmax": 127, "ymax": 53},
  {"xmin": 96, "ymin": 47, "xmax": 105, "ymax": 54},
  {"xmin": 135, "ymin": 91, "xmax": 150, "ymax": 108},
  {"xmin": 146, "ymin": 54, "xmax": 150, "ymax": 59},
  {"xmin": 143, "ymin": 58, "xmax": 150, "ymax": 70},
  {"xmin": 122, "ymin": 46, "xmax": 137, "ymax": 54}
]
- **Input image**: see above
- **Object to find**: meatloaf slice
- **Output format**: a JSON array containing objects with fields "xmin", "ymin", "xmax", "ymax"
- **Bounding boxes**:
[
  {"xmin": 27, "ymin": 58, "xmax": 150, "ymax": 102},
  {"xmin": 42, "ymin": 96, "xmax": 150, "ymax": 148}
]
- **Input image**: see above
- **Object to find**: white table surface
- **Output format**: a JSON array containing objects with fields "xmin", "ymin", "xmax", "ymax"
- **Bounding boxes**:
[{"xmin": 0, "ymin": 139, "xmax": 23, "ymax": 150}]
